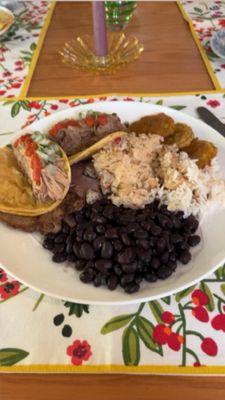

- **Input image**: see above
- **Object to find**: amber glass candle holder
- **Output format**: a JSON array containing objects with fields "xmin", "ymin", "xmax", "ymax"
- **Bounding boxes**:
[{"xmin": 60, "ymin": 32, "xmax": 144, "ymax": 75}]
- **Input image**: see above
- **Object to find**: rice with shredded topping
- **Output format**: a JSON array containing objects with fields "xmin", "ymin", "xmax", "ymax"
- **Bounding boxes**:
[{"xmin": 92, "ymin": 132, "xmax": 225, "ymax": 215}]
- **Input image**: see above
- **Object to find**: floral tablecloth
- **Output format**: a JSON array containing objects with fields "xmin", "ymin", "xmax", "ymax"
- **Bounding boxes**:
[
  {"xmin": 181, "ymin": 0, "xmax": 225, "ymax": 89},
  {"xmin": 0, "ymin": 1, "xmax": 54, "ymax": 99},
  {"xmin": 1, "ymin": 93, "xmax": 225, "ymax": 374}
]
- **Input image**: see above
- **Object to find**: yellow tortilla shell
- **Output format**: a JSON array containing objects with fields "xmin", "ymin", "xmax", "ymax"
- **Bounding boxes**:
[{"xmin": 0, "ymin": 146, "xmax": 71, "ymax": 216}]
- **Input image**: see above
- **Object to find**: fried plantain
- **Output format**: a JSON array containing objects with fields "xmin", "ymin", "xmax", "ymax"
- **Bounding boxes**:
[
  {"xmin": 183, "ymin": 138, "xmax": 217, "ymax": 169},
  {"xmin": 129, "ymin": 113, "xmax": 175, "ymax": 137},
  {"xmin": 164, "ymin": 123, "xmax": 195, "ymax": 149}
]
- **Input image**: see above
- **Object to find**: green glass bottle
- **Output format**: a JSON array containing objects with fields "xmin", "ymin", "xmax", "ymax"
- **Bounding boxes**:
[{"xmin": 105, "ymin": 1, "xmax": 137, "ymax": 30}]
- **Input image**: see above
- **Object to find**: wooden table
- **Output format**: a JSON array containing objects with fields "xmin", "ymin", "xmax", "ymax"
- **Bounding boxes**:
[
  {"xmin": 1, "ymin": 2, "xmax": 223, "ymax": 399},
  {"xmin": 28, "ymin": 1, "xmax": 214, "ymax": 96}
]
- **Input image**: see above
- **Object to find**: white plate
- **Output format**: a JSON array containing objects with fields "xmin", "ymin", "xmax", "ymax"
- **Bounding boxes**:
[{"xmin": 1, "ymin": 101, "xmax": 225, "ymax": 305}]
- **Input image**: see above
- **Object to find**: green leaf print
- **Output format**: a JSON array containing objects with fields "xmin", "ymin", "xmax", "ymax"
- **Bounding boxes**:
[
  {"xmin": 170, "ymin": 105, "xmax": 186, "ymax": 111},
  {"xmin": 193, "ymin": 7, "xmax": 203, "ymax": 13},
  {"xmin": 30, "ymin": 42, "xmax": 37, "ymax": 51},
  {"xmin": 221, "ymin": 284, "xmax": 225, "ymax": 296},
  {"xmin": 122, "ymin": 326, "xmax": 140, "ymax": 366},
  {"xmin": 101, "ymin": 314, "xmax": 134, "ymax": 334},
  {"xmin": 200, "ymin": 282, "xmax": 215, "ymax": 311},
  {"xmin": 0, "ymin": 348, "xmax": 29, "ymax": 366},
  {"xmin": 11, "ymin": 102, "xmax": 21, "ymax": 118},
  {"xmin": 136, "ymin": 316, "xmax": 163, "ymax": 355},
  {"xmin": 161, "ymin": 296, "xmax": 171, "ymax": 305},
  {"xmin": 64, "ymin": 302, "xmax": 89, "ymax": 317},
  {"xmin": 175, "ymin": 285, "xmax": 196, "ymax": 302},
  {"xmin": 20, "ymin": 100, "xmax": 31, "ymax": 111},
  {"xmin": 148, "ymin": 300, "xmax": 163, "ymax": 323},
  {"xmin": 156, "ymin": 99, "xmax": 163, "ymax": 105}
]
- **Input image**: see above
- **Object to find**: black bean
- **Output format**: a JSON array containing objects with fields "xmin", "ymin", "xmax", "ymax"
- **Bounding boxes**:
[
  {"xmin": 75, "ymin": 260, "xmax": 86, "ymax": 271},
  {"xmin": 53, "ymin": 313, "xmax": 64, "ymax": 326},
  {"xmin": 121, "ymin": 261, "xmax": 138, "ymax": 274},
  {"xmin": 94, "ymin": 274, "xmax": 103, "ymax": 287},
  {"xmin": 75, "ymin": 214, "xmax": 85, "ymax": 223},
  {"xmin": 105, "ymin": 228, "xmax": 118, "ymax": 239},
  {"xmin": 126, "ymin": 223, "xmax": 140, "ymax": 234},
  {"xmin": 46, "ymin": 233, "xmax": 57, "ymax": 241},
  {"xmin": 80, "ymin": 272, "xmax": 93, "ymax": 283},
  {"xmin": 95, "ymin": 259, "xmax": 112, "ymax": 272},
  {"xmin": 134, "ymin": 229, "xmax": 148, "ymax": 239},
  {"xmin": 101, "ymin": 241, "xmax": 113, "ymax": 259},
  {"xmin": 156, "ymin": 237, "xmax": 166, "ymax": 253},
  {"xmin": 73, "ymin": 243, "xmax": 80, "ymax": 258},
  {"xmin": 120, "ymin": 273, "xmax": 135, "ymax": 286},
  {"xmin": 188, "ymin": 235, "xmax": 201, "ymax": 247},
  {"xmin": 114, "ymin": 264, "xmax": 123, "ymax": 276},
  {"xmin": 144, "ymin": 270, "xmax": 157, "ymax": 282},
  {"xmin": 124, "ymin": 282, "xmax": 140, "ymax": 294},
  {"xmin": 95, "ymin": 224, "xmax": 105, "ymax": 235},
  {"xmin": 43, "ymin": 238, "xmax": 54, "ymax": 251},
  {"xmin": 171, "ymin": 234, "xmax": 183, "ymax": 244},
  {"xmin": 151, "ymin": 256, "xmax": 160, "ymax": 270},
  {"xmin": 176, "ymin": 210, "xmax": 184, "ymax": 220},
  {"xmin": 121, "ymin": 233, "xmax": 131, "ymax": 246},
  {"xmin": 62, "ymin": 222, "xmax": 70, "ymax": 234},
  {"xmin": 157, "ymin": 265, "xmax": 173, "ymax": 279},
  {"xmin": 112, "ymin": 239, "xmax": 123, "ymax": 251},
  {"xmin": 66, "ymin": 240, "xmax": 74, "ymax": 254},
  {"xmin": 170, "ymin": 252, "xmax": 177, "ymax": 262},
  {"xmin": 92, "ymin": 215, "xmax": 107, "ymax": 224},
  {"xmin": 135, "ymin": 275, "xmax": 143, "ymax": 284},
  {"xmin": 140, "ymin": 221, "xmax": 152, "ymax": 231},
  {"xmin": 136, "ymin": 239, "xmax": 149, "ymax": 250},
  {"xmin": 53, "ymin": 243, "xmax": 66, "ymax": 254},
  {"xmin": 117, "ymin": 248, "xmax": 135, "ymax": 264},
  {"xmin": 136, "ymin": 248, "xmax": 152, "ymax": 262},
  {"xmin": 83, "ymin": 229, "xmax": 97, "ymax": 242},
  {"xmin": 80, "ymin": 243, "xmax": 95, "ymax": 260},
  {"xmin": 67, "ymin": 253, "xmax": 77, "ymax": 262},
  {"xmin": 52, "ymin": 252, "xmax": 67, "ymax": 263},
  {"xmin": 178, "ymin": 242, "xmax": 190, "ymax": 251},
  {"xmin": 151, "ymin": 224, "xmax": 162, "ymax": 236},
  {"xmin": 171, "ymin": 216, "xmax": 181, "ymax": 229},
  {"xmin": 54, "ymin": 233, "xmax": 67, "ymax": 244},
  {"xmin": 167, "ymin": 260, "xmax": 177, "ymax": 271},
  {"xmin": 107, "ymin": 274, "xmax": 118, "ymax": 290},
  {"xmin": 160, "ymin": 251, "xmax": 169, "ymax": 264},
  {"xmin": 93, "ymin": 236, "xmax": 105, "ymax": 251},
  {"xmin": 84, "ymin": 267, "xmax": 96, "ymax": 279},
  {"xmin": 179, "ymin": 250, "xmax": 191, "ymax": 264}
]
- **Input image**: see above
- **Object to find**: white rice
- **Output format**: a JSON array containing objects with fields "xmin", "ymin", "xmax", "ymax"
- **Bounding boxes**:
[{"xmin": 93, "ymin": 132, "xmax": 225, "ymax": 216}]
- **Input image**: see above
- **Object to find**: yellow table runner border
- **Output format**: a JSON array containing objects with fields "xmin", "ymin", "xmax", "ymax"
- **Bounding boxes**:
[
  {"xmin": 177, "ymin": 2, "xmax": 222, "ymax": 91},
  {"xmin": 1, "ymin": 364, "xmax": 225, "ymax": 375},
  {"xmin": 19, "ymin": 1, "xmax": 56, "ymax": 98}
]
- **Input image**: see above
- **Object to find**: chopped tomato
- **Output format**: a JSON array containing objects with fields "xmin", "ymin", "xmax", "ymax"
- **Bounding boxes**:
[
  {"xmin": 85, "ymin": 115, "xmax": 95, "ymax": 127},
  {"xmin": 113, "ymin": 137, "xmax": 122, "ymax": 144},
  {"xmin": 49, "ymin": 120, "xmax": 80, "ymax": 136},
  {"xmin": 97, "ymin": 114, "xmax": 107, "ymax": 125},
  {"xmin": 31, "ymin": 153, "xmax": 42, "ymax": 184},
  {"xmin": 14, "ymin": 133, "xmax": 31, "ymax": 148},
  {"xmin": 25, "ymin": 141, "xmax": 38, "ymax": 156}
]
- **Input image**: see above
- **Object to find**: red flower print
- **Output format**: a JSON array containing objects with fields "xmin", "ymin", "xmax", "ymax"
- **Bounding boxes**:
[
  {"xmin": 221, "ymin": 64, "xmax": 225, "ymax": 69},
  {"xmin": 201, "ymin": 337, "xmax": 218, "ymax": 356},
  {"xmin": 219, "ymin": 20, "xmax": 225, "ymax": 28},
  {"xmin": 29, "ymin": 101, "xmax": 41, "ymax": 109},
  {"xmin": 123, "ymin": 97, "xmax": 134, "ymax": 101},
  {"xmin": 191, "ymin": 289, "xmax": 209, "ymax": 306},
  {"xmin": 153, "ymin": 324, "xmax": 171, "ymax": 345},
  {"xmin": 50, "ymin": 104, "xmax": 58, "ymax": 110},
  {"xmin": 0, "ymin": 281, "xmax": 20, "ymax": 300},
  {"xmin": 67, "ymin": 340, "xmax": 92, "ymax": 365},
  {"xmin": 167, "ymin": 332, "xmax": 184, "ymax": 351},
  {"xmin": 206, "ymin": 100, "xmax": 220, "ymax": 108},
  {"xmin": 211, "ymin": 314, "xmax": 225, "ymax": 332},
  {"xmin": 3, "ymin": 71, "xmax": 11, "ymax": 77},
  {"xmin": 162, "ymin": 311, "xmax": 175, "ymax": 324},
  {"xmin": 0, "ymin": 90, "xmax": 6, "ymax": 96},
  {"xmin": 86, "ymin": 98, "xmax": 94, "ymax": 104},
  {"xmin": 99, "ymin": 96, "xmax": 107, "ymax": 101},
  {"xmin": 0, "ymin": 268, "xmax": 7, "ymax": 282},
  {"xmin": 11, "ymin": 83, "xmax": 21, "ymax": 89},
  {"xmin": 69, "ymin": 101, "xmax": 78, "ymax": 107},
  {"xmin": 193, "ymin": 361, "xmax": 201, "ymax": 367},
  {"xmin": 15, "ymin": 60, "xmax": 23, "ymax": 66},
  {"xmin": 192, "ymin": 306, "xmax": 209, "ymax": 323},
  {"xmin": 59, "ymin": 99, "xmax": 69, "ymax": 103}
]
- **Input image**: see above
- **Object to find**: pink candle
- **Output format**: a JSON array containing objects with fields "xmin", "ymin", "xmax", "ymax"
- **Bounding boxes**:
[{"xmin": 92, "ymin": 1, "xmax": 108, "ymax": 57}]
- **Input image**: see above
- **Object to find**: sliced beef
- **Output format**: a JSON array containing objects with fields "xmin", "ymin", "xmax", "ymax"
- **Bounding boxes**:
[{"xmin": 48, "ymin": 112, "xmax": 126, "ymax": 156}]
